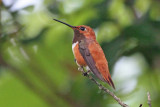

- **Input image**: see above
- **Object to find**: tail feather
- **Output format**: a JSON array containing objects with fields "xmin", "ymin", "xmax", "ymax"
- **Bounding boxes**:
[
  {"xmin": 105, "ymin": 76, "xmax": 115, "ymax": 89},
  {"xmin": 108, "ymin": 76, "xmax": 115, "ymax": 89}
]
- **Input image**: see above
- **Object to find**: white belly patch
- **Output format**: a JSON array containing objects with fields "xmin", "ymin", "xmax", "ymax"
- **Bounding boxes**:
[
  {"xmin": 72, "ymin": 41, "xmax": 78, "ymax": 52},
  {"xmin": 72, "ymin": 41, "xmax": 79, "ymax": 66}
]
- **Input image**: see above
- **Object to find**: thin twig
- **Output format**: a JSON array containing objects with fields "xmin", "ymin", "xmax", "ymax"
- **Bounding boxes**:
[
  {"xmin": 139, "ymin": 104, "xmax": 143, "ymax": 107},
  {"xmin": 147, "ymin": 92, "xmax": 152, "ymax": 107},
  {"xmin": 80, "ymin": 67, "xmax": 129, "ymax": 107}
]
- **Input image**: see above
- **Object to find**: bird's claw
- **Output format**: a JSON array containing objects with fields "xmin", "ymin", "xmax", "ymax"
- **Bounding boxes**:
[
  {"xmin": 78, "ymin": 66, "xmax": 90, "ymax": 76},
  {"xmin": 83, "ymin": 72, "xmax": 88, "ymax": 76},
  {"xmin": 82, "ymin": 70, "xmax": 90, "ymax": 76}
]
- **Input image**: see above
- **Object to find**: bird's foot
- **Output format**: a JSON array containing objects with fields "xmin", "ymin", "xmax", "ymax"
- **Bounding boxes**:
[
  {"xmin": 78, "ymin": 66, "xmax": 88, "ymax": 76},
  {"xmin": 83, "ymin": 72, "xmax": 88, "ymax": 76},
  {"xmin": 82, "ymin": 70, "xmax": 91, "ymax": 76}
]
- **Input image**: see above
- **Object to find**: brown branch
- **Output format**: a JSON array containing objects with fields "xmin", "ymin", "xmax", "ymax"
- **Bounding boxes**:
[
  {"xmin": 147, "ymin": 92, "xmax": 152, "ymax": 107},
  {"xmin": 79, "ymin": 67, "xmax": 129, "ymax": 107},
  {"xmin": 139, "ymin": 104, "xmax": 143, "ymax": 107}
]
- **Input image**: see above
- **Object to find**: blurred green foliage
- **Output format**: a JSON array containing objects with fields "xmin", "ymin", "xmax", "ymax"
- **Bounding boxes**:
[{"xmin": 0, "ymin": 0, "xmax": 160, "ymax": 107}]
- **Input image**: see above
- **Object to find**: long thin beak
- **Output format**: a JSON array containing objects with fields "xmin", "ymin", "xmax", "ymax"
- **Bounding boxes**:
[{"xmin": 53, "ymin": 19, "xmax": 76, "ymax": 28}]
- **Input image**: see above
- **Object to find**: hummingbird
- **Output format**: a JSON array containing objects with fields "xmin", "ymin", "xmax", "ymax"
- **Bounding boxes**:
[{"xmin": 53, "ymin": 19, "xmax": 115, "ymax": 89}]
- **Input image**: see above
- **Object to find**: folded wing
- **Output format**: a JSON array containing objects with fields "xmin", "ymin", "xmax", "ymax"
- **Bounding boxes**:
[{"xmin": 79, "ymin": 40, "xmax": 115, "ymax": 89}]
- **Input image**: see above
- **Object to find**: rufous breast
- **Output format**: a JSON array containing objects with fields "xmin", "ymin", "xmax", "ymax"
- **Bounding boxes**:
[{"xmin": 72, "ymin": 42, "xmax": 87, "ymax": 66}]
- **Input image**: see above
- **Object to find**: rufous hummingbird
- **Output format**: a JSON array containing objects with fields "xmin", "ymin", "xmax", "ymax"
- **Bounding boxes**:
[{"xmin": 53, "ymin": 19, "xmax": 115, "ymax": 89}]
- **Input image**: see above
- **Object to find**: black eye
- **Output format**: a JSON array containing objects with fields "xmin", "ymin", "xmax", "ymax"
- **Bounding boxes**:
[{"xmin": 80, "ymin": 27, "xmax": 85, "ymax": 31}]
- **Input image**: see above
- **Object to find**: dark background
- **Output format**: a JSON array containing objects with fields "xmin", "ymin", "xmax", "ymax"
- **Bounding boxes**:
[{"xmin": 0, "ymin": 0, "xmax": 160, "ymax": 107}]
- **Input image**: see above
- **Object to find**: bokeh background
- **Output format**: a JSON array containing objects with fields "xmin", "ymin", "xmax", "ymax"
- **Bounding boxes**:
[{"xmin": 0, "ymin": 0, "xmax": 160, "ymax": 107}]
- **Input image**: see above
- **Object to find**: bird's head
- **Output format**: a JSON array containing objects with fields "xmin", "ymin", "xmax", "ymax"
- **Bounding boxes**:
[{"xmin": 53, "ymin": 19, "xmax": 96, "ymax": 41}]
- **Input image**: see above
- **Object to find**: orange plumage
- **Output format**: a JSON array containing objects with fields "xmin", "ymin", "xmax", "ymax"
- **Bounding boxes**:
[
  {"xmin": 53, "ymin": 19, "xmax": 115, "ymax": 89},
  {"xmin": 88, "ymin": 41, "xmax": 115, "ymax": 88},
  {"xmin": 73, "ymin": 43, "xmax": 86, "ymax": 66}
]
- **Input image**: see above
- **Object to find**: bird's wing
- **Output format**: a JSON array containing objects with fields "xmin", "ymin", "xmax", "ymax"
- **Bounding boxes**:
[
  {"xmin": 79, "ymin": 40, "xmax": 115, "ymax": 89},
  {"xmin": 79, "ymin": 40, "xmax": 105, "ymax": 82}
]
